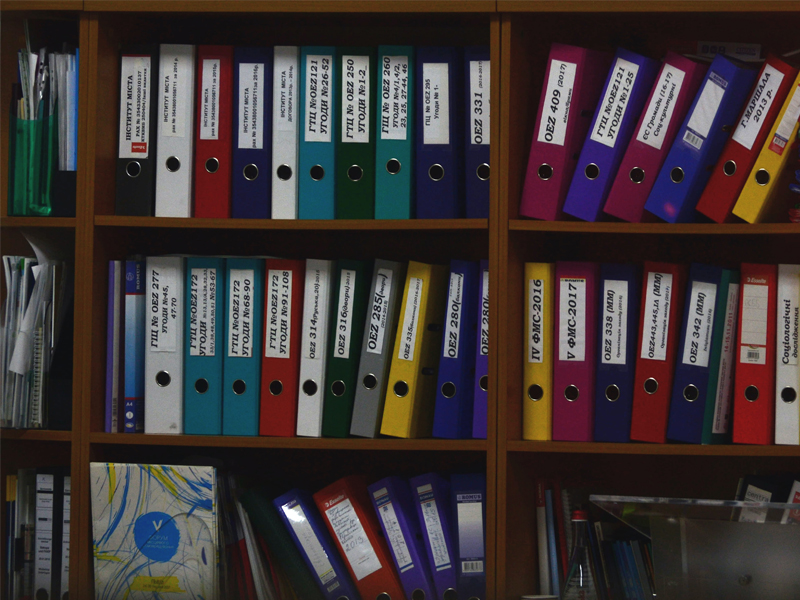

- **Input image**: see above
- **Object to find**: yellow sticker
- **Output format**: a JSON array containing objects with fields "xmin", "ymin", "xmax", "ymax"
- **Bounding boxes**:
[{"xmin": 129, "ymin": 576, "xmax": 185, "ymax": 593}]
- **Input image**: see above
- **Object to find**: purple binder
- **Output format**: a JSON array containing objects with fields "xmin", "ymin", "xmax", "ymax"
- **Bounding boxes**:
[
  {"xmin": 104, "ymin": 261, "xmax": 123, "ymax": 433},
  {"xmin": 472, "ymin": 260, "xmax": 489, "ymax": 439}
]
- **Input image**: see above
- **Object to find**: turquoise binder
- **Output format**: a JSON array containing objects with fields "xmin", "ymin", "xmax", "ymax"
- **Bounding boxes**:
[
  {"xmin": 299, "ymin": 47, "xmax": 337, "ymax": 219},
  {"xmin": 184, "ymin": 257, "xmax": 226, "ymax": 435},
  {"xmin": 375, "ymin": 46, "xmax": 415, "ymax": 219}
]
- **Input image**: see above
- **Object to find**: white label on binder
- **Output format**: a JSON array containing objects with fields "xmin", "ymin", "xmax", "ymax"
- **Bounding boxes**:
[
  {"xmin": 480, "ymin": 270, "xmax": 489, "ymax": 357},
  {"xmin": 682, "ymin": 281, "xmax": 718, "ymax": 368},
  {"xmin": 228, "ymin": 269, "xmax": 255, "ymax": 358},
  {"xmin": 399, "ymin": 276, "xmax": 423, "ymax": 362},
  {"xmin": 119, "ymin": 55, "xmax": 151, "ymax": 158},
  {"xmin": 601, "ymin": 279, "xmax": 629, "ymax": 365},
  {"xmin": 342, "ymin": 54, "xmax": 370, "ymax": 143},
  {"xmin": 302, "ymin": 266, "xmax": 329, "ymax": 360},
  {"xmin": 559, "ymin": 278, "xmax": 586, "ymax": 362},
  {"xmin": 713, "ymin": 282, "xmax": 739, "ymax": 434},
  {"xmin": 778, "ymin": 269, "xmax": 799, "ymax": 367},
  {"xmin": 35, "ymin": 474, "xmax": 55, "ymax": 590},
  {"xmin": 591, "ymin": 57, "xmax": 640, "ymax": 148},
  {"xmin": 305, "ymin": 54, "xmax": 333, "ymax": 143},
  {"xmin": 537, "ymin": 59, "xmax": 577, "ymax": 147},
  {"xmin": 636, "ymin": 63, "xmax": 686, "ymax": 150},
  {"xmin": 732, "ymin": 64, "xmax": 784, "ymax": 151},
  {"xmin": 417, "ymin": 484, "xmax": 452, "ymax": 570},
  {"xmin": 161, "ymin": 51, "xmax": 190, "ymax": 138},
  {"xmin": 641, "ymin": 271, "xmax": 674, "ymax": 361},
  {"xmin": 739, "ymin": 485, "xmax": 771, "ymax": 523},
  {"xmin": 149, "ymin": 262, "xmax": 179, "ymax": 352},
  {"xmin": 456, "ymin": 493, "xmax": 485, "ymax": 570},
  {"xmin": 470, "ymin": 60, "xmax": 490, "ymax": 145},
  {"xmin": 335, "ymin": 269, "xmax": 356, "ymax": 359},
  {"xmin": 423, "ymin": 63, "xmax": 450, "ymax": 144},
  {"xmin": 528, "ymin": 278, "xmax": 545, "ymax": 364},
  {"xmin": 275, "ymin": 47, "xmax": 297, "ymax": 133},
  {"xmin": 200, "ymin": 58, "xmax": 220, "ymax": 140},
  {"xmin": 770, "ymin": 83, "xmax": 800, "ymax": 155},
  {"xmin": 189, "ymin": 268, "xmax": 217, "ymax": 357},
  {"xmin": 238, "ymin": 62, "xmax": 264, "ymax": 150},
  {"xmin": 366, "ymin": 268, "xmax": 393, "ymax": 355},
  {"xmin": 266, "ymin": 270, "xmax": 292, "ymax": 358},
  {"xmin": 741, "ymin": 283, "xmax": 769, "ymax": 346},
  {"xmin": 380, "ymin": 55, "xmax": 409, "ymax": 141},
  {"xmin": 373, "ymin": 489, "xmax": 414, "ymax": 572},
  {"xmin": 325, "ymin": 498, "xmax": 382, "ymax": 581},
  {"xmin": 444, "ymin": 272, "xmax": 465, "ymax": 359},
  {"xmin": 684, "ymin": 73, "xmax": 727, "ymax": 149},
  {"xmin": 282, "ymin": 503, "xmax": 336, "ymax": 585}
]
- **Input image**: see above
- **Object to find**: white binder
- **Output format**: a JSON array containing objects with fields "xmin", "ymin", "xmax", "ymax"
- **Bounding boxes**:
[
  {"xmin": 775, "ymin": 264, "xmax": 800, "ymax": 445},
  {"xmin": 272, "ymin": 46, "xmax": 299, "ymax": 219}
]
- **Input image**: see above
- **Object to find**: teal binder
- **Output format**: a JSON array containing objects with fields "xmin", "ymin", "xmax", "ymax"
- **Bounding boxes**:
[{"xmin": 375, "ymin": 46, "xmax": 415, "ymax": 219}]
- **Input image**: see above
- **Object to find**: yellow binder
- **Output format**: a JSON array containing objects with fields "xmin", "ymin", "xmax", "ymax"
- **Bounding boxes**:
[
  {"xmin": 733, "ymin": 73, "xmax": 800, "ymax": 223},
  {"xmin": 380, "ymin": 261, "xmax": 448, "ymax": 438},
  {"xmin": 522, "ymin": 263, "xmax": 555, "ymax": 441}
]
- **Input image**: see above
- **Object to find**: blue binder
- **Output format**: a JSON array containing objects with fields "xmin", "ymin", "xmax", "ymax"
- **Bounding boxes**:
[
  {"xmin": 451, "ymin": 473, "xmax": 486, "ymax": 600},
  {"xmin": 299, "ymin": 47, "xmax": 337, "ymax": 220},
  {"xmin": 232, "ymin": 47, "xmax": 273, "ymax": 218},
  {"xmin": 644, "ymin": 54, "xmax": 757, "ymax": 223},
  {"xmin": 222, "ymin": 257, "xmax": 264, "ymax": 436},
  {"xmin": 472, "ymin": 259, "xmax": 490, "ymax": 439},
  {"xmin": 562, "ymin": 48, "xmax": 660, "ymax": 222},
  {"xmin": 184, "ymin": 257, "xmax": 225, "ymax": 435},
  {"xmin": 124, "ymin": 260, "xmax": 145, "ymax": 433},
  {"xmin": 416, "ymin": 47, "xmax": 464, "ymax": 219},
  {"xmin": 594, "ymin": 263, "xmax": 640, "ymax": 443},
  {"xmin": 464, "ymin": 46, "xmax": 491, "ymax": 219},
  {"xmin": 433, "ymin": 260, "xmax": 479, "ymax": 439}
]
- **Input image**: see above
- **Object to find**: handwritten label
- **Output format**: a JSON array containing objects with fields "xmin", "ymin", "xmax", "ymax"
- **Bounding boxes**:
[
  {"xmin": 228, "ymin": 269, "xmax": 255, "ymax": 358},
  {"xmin": 200, "ymin": 59, "xmax": 220, "ymax": 140},
  {"xmin": 238, "ymin": 63, "xmax": 264, "ymax": 149},
  {"xmin": 398, "ymin": 277, "xmax": 423, "ymax": 362},
  {"xmin": 265, "ymin": 270, "xmax": 292, "ymax": 358},
  {"xmin": 732, "ymin": 64, "xmax": 784, "ymax": 151},
  {"xmin": 373, "ymin": 488, "xmax": 414, "ymax": 572},
  {"xmin": 334, "ymin": 269, "xmax": 356, "ymax": 359},
  {"xmin": 188, "ymin": 268, "xmax": 216, "ymax": 357},
  {"xmin": 636, "ymin": 64, "xmax": 686, "ymax": 150},
  {"xmin": 148, "ymin": 262, "xmax": 178, "ymax": 352},
  {"xmin": 528, "ymin": 278, "xmax": 545, "ymax": 364},
  {"xmin": 558, "ymin": 278, "xmax": 586, "ymax": 362},
  {"xmin": 537, "ymin": 59, "xmax": 576, "ymax": 147},
  {"xmin": 417, "ymin": 484, "xmax": 452, "ymax": 570},
  {"xmin": 684, "ymin": 73, "xmax": 727, "ymax": 150},
  {"xmin": 282, "ymin": 503, "xmax": 336, "ymax": 585},
  {"xmin": 366, "ymin": 268, "xmax": 393, "ymax": 356},
  {"xmin": 119, "ymin": 56, "xmax": 151, "ymax": 157},
  {"xmin": 160, "ymin": 50, "xmax": 190, "ymax": 138},
  {"xmin": 601, "ymin": 279, "xmax": 628, "ymax": 365},
  {"xmin": 380, "ymin": 55, "xmax": 409, "ymax": 141},
  {"xmin": 443, "ymin": 272, "xmax": 464, "ymax": 359},
  {"xmin": 641, "ymin": 272, "xmax": 674, "ymax": 361},
  {"xmin": 590, "ymin": 57, "xmax": 640, "ymax": 148},
  {"xmin": 470, "ymin": 60, "xmax": 490, "ymax": 145},
  {"xmin": 325, "ymin": 498, "xmax": 382, "ymax": 581},
  {"xmin": 305, "ymin": 54, "xmax": 332, "ymax": 143},
  {"xmin": 713, "ymin": 283, "xmax": 739, "ymax": 434},
  {"xmin": 341, "ymin": 54, "xmax": 370, "ymax": 143},
  {"xmin": 423, "ymin": 63, "xmax": 450, "ymax": 144},
  {"xmin": 682, "ymin": 281, "xmax": 717, "ymax": 368}
]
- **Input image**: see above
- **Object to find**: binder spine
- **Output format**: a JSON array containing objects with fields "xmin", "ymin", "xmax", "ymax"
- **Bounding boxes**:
[
  {"xmin": 464, "ymin": 47, "xmax": 491, "ymax": 219},
  {"xmin": 272, "ymin": 46, "xmax": 300, "ymax": 219},
  {"xmin": 124, "ymin": 260, "xmax": 145, "ymax": 433},
  {"xmin": 775, "ymin": 264, "xmax": 799, "ymax": 445},
  {"xmin": 451, "ymin": 473, "xmax": 487, "ymax": 599},
  {"xmin": 473, "ymin": 260, "xmax": 490, "ymax": 439}
]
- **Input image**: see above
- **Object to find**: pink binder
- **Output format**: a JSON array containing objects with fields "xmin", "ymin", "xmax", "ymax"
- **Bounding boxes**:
[{"xmin": 519, "ymin": 44, "xmax": 611, "ymax": 221}]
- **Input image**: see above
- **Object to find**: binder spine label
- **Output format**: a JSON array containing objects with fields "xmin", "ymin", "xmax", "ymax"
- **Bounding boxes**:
[
  {"xmin": 228, "ymin": 269, "xmax": 255, "ymax": 358},
  {"xmin": 417, "ymin": 485, "xmax": 452, "ymax": 570},
  {"xmin": 778, "ymin": 277, "xmax": 799, "ymax": 367},
  {"xmin": 590, "ymin": 57, "xmax": 640, "ymax": 148},
  {"xmin": 601, "ymin": 279, "xmax": 629, "ymax": 365},
  {"xmin": 367, "ymin": 268, "xmax": 393, "ymax": 355},
  {"xmin": 342, "ymin": 55, "xmax": 370, "ymax": 143},
  {"xmin": 189, "ymin": 268, "xmax": 217, "ymax": 357},
  {"xmin": 641, "ymin": 272, "xmax": 674, "ymax": 361},
  {"xmin": 35, "ymin": 474, "xmax": 55, "ymax": 590},
  {"xmin": 456, "ymin": 492, "xmax": 485, "ymax": 573},
  {"xmin": 770, "ymin": 83, "xmax": 800, "ymax": 155},
  {"xmin": 682, "ymin": 281, "xmax": 717, "ymax": 368},
  {"xmin": 200, "ymin": 59, "xmax": 221, "ymax": 140},
  {"xmin": 636, "ymin": 63, "xmax": 686, "ymax": 150},
  {"xmin": 276, "ymin": 49, "xmax": 297, "ymax": 133},
  {"xmin": 305, "ymin": 54, "xmax": 333, "ymax": 143},
  {"xmin": 61, "ymin": 476, "xmax": 70, "ymax": 592},
  {"xmin": 119, "ymin": 55, "xmax": 151, "ymax": 158},
  {"xmin": 537, "ymin": 59, "xmax": 577, "ymax": 147},
  {"xmin": 528, "ymin": 278, "xmax": 544, "ymax": 364},
  {"xmin": 559, "ymin": 278, "xmax": 586, "ymax": 362},
  {"xmin": 399, "ymin": 276, "xmax": 423, "ymax": 362},
  {"xmin": 373, "ymin": 488, "xmax": 414, "ymax": 572},
  {"xmin": 281, "ymin": 503, "xmax": 337, "ymax": 584},
  {"xmin": 238, "ymin": 63, "xmax": 264, "ymax": 150},
  {"xmin": 422, "ymin": 63, "xmax": 450, "ymax": 144},
  {"xmin": 713, "ymin": 282, "xmax": 739, "ymax": 434},
  {"xmin": 266, "ymin": 270, "xmax": 292, "ymax": 359},
  {"xmin": 444, "ymin": 272, "xmax": 465, "ymax": 359},
  {"xmin": 685, "ymin": 74, "xmax": 727, "ymax": 150},
  {"xmin": 324, "ymin": 497, "xmax": 382, "ymax": 580},
  {"xmin": 149, "ymin": 263, "xmax": 179, "ymax": 352},
  {"xmin": 480, "ymin": 270, "xmax": 489, "ymax": 357},
  {"xmin": 732, "ymin": 64, "xmax": 784, "ymax": 151},
  {"xmin": 380, "ymin": 55, "xmax": 409, "ymax": 141},
  {"xmin": 302, "ymin": 267, "xmax": 328, "ymax": 360},
  {"xmin": 161, "ymin": 52, "xmax": 190, "ymax": 138},
  {"xmin": 470, "ymin": 60, "xmax": 490, "ymax": 145},
  {"xmin": 740, "ymin": 282, "xmax": 769, "ymax": 364},
  {"xmin": 335, "ymin": 269, "xmax": 357, "ymax": 359}
]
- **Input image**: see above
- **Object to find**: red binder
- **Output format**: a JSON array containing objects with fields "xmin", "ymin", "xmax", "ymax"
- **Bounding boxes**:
[
  {"xmin": 695, "ymin": 55, "xmax": 798, "ymax": 223},
  {"xmin": 630, "ymin": 262, "xmax": 687, "ymax": 443},
  {"xmin": 733, "ymin": 264, "xmax": 777, "ymax": 445},
  {"xmin": 260, "ymin": 259, "xmax": 305, "ymax": 437},
  {"xmin": 194, "ymin": 45, "xmax": 233, "ymax": 218},
  {"xmin": 314, "ymin": 475, "xmax": 405, "ymax": 600}
]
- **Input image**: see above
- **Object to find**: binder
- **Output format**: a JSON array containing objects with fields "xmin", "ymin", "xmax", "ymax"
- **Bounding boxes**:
[
  {"xmin": 552, "ymin": 261, "xmax": 599, "ymax": 442},
  {"xmin": 775, "ymin": 264, "xmax": 800, "ymax": 445},
  {"xmin": 299, "ymin": 47, "xmax": 336, "ymax": 220},
  {"xmin": 115, "ymin": 45, "xmax": 159, "ymax": 216},
  {"xmin": 534, "ymin": 480, "xmax": 551, "ymax": 595},
  {"xmin": 464, "ymin": 46, "xmax": 491, "ymax": 219},
  {"xmin": 335, "ymin": 47, "xmax": 377, "ymax": 219},
  {"xmin": 451, "ymin": 473, "xmax": 486, "ymax": 600},
  {"xmin": 733, "ymin": 263, "xmax": 777, "ymax": 445},
  {"xmin": 222, "ymin": 257, "xmax": 264, "ymax": 436},
  {"xmin": 603, "ymin": 53, "xmax": 707, "ymax": 223},
  {"xmin": 563, "ymin": 48, "xmax": 660, "ymax": 222},
  {"xmin": 260, "ymin": 259, "xmax": 305, "ymax": 437},
  {"xmin": 194, "ymin": 45, "xmax": 234, "ymax": 218},
  {"xmin": 272, "ymin": 46, "xmax": 300, "ymax": 219},
  {"xmin": 350, "ymin": 259, "xmax": 407, "ymax": 438},
  {"xmin": 154, "ymin": 44, "xmax": 196, "ymax": 218},
  {"xmin": 473, "ymin": 259, "xmax": 490, "ymax": 439},
  {"xmin": 296, "ymin": 259, "xmax": 335, "ymax": 437},
  {"xmin": 60, "ymin": 476, "xmax": 70, "ymax": 600},
  {"xmin": 644, "ymin": 54, "xmax": 757, "ymax": 223},
  {"xmin": 543, "ymin": 488, "xmax": 560, "ymax": 597},
  {"xmin": 375, "ymin": 45, "xmax": 415, "ymax": 220},
  {"xmin": 321, "ymin": 259, "xmax": 372, "ymax": 437},
  {"xmin": 666, "ymin": 263, "xmax": 725, "ymax": 444},
  {"xmin": 381, "ymin": 261, "xmax": 449, "ymax": 439},
  {"xmin": 124, "ymin": 260, "xmax": 145, "ymax": 432},
  {"xmin": 314, "ymin": 475, "xmax": 405, "ymax": 600},
  {"xmin": 144, "ymin": 256, "xmax": 185, "ymax": 434},
  {"xmin": 523, "ymin": 263, "xmax": 555, "ymax": 441},
  {"xmin": 519, "ymin": 43, "xmax": 611, "ymax": 220},
  {"xmin": 105, "ymin": 260, "xmax": 123, "ymax": 433},
  {"xmin": 232, "ymin": 47, "xmax": 273, "ymax": 219},
  {"xmin": 34, "ymin": 468, "xmax": 66, "ymax": 600},
  {"xmin": 433, "ymin": 260, "xmax": 479, "ymax": 439},
  {"xmin": 368, "ymin": 476, "xmax": 437, "ymax": 600},
  {"xmin": 416, "ymin": 46, "xmax": 464, "ymax": 219},
  {"xmin": 630, "ymin": 262, "xmax": 688, "ymax": 443},
  {"xmin": 184, "ymin": 257, "xmax": 225, "ymax": 435},
  {"xmin": 593, "ymin": 263, "xmax": 640, "ymax": 443}
]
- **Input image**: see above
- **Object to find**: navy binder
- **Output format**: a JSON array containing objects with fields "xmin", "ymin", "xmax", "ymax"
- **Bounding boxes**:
[{"xmin": 464, "ymin": 46, "xmax": 491, "ymax": 219}]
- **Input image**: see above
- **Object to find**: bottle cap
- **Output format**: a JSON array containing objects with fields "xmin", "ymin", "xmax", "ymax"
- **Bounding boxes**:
[{"xmin": 571, "ymin": 509, "xmax": 589, "ymax": 521}]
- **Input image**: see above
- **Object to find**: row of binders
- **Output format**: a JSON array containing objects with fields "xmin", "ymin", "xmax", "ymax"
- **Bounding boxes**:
[
  {"xmin": 116, "ymin": 44, "xmax": 490, "ymax": 220},
  {"xmin": 523, "ymin": 261, "xmax": 800, "ymax": 446},
  {"xmin": 520, "ymin": 43, "xmax": 800, "ymax": 224},
  {"xmin": 106, "ymin": 256, "xmax": 489, "ymax": 439}
]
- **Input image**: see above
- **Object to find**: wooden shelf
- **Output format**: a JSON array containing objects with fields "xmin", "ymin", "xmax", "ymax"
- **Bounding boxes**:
[
  {"xmin": 84, "ymin": 0, "xmax": 497, "ymax": 13},
  {"xmin": 1, "ymin": 217, "xmax": 77, "ymax": 229},
  {"xmin": 1, "ymin": 429, "xmax": 72, "ymax": 442},
  {"xmin": 509, "ymin": 220, "xmax": 800, "ymax": 235},
  {"xmin": 1, "ymin": 1, "xmax": 83, "ymax": 11},
  {"xmin": 507, "ymin": 440, "xmax": 800, "ymax": 457},
  {"xmin": 497, "ymin": 0, "xmax": 800, "ymax": 12}
]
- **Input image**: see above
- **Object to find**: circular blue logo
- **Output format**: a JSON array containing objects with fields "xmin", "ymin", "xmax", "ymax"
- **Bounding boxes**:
[{"xmin": 134, "ymin": 512, "xmax": 180, "ymax": 562}]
